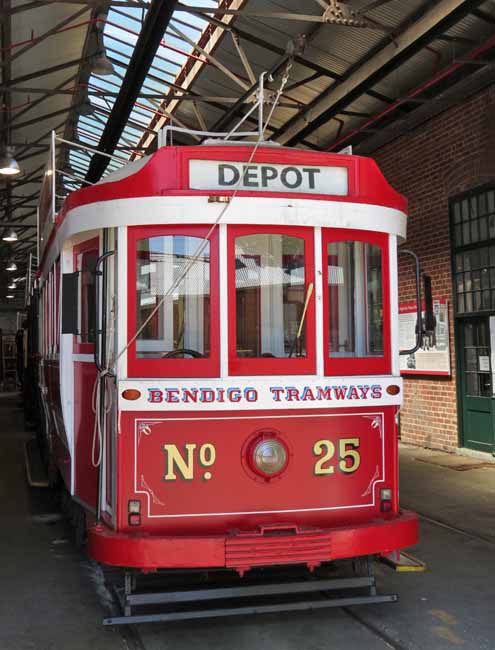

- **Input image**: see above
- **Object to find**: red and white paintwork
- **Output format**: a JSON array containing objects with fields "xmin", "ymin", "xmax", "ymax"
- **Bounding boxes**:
[{"xmin": 36, "ymin": 144, "xmax": 417, "ymax": 573}]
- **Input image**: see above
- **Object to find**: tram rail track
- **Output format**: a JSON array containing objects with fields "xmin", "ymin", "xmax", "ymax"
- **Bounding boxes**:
[
  {"xmin": 407, "ymin": 508, "xmax": 495, "ymax": 547},
  {"xmin": 342, "ymin": 607, "xmax": 418, "ymax": 650},
  {"xmin": 110, "ymin": 510, "xmax": 495, "ymax": 650}
]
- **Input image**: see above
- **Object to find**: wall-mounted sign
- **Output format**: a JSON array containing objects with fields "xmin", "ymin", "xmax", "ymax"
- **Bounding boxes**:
[
  {"xmin": 399, "ymin": 299, "xmax": 451, "ymax": 377},
  {"xmin": 189, "ymin": 159, "xmax": 348, "ymax": 195}
]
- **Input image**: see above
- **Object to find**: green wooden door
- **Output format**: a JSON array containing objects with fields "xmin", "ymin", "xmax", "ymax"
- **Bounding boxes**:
[{"xmin": 458, "ymin": 318, "xmax": 495, "ymax": 453}]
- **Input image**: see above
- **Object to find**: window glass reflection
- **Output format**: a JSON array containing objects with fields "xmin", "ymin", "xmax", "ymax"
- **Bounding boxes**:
[
  {"xmin": 328, "ymin": 241, "xmax": 383, "ymax": 357},
  {"xmin": 235, "ymin": 234, "xmax": 306, "ymax": 358},
  {"xmin": 136, "ymin": 235, "xmax": 210, "ymax": 359}
]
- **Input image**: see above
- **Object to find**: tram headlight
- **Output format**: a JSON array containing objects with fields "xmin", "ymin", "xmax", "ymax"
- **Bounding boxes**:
[{"xmin": 251, "ymin": 438, "xmax": 288, "ymax": 477}]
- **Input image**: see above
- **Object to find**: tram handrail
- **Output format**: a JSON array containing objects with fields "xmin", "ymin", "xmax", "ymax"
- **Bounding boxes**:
[
  {"xmin": 399, "ymin": 249, "xmax": 423, "ymax": 356},
  {"xmin": 94, "ymin": 250, "xmax": 115, "ymax": 375}
]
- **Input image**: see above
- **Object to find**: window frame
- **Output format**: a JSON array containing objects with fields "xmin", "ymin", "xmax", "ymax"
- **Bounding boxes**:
[
  {"xmin": 73, "ymin": 236, "xmax": 100, "ymax": 354},
  {"xmin": 322, "ymin": 228, "xmax": 390, "ymax": 376},
  {"xmin": 127, "ymin": 224, "xmax": 220, "ymax": 378},
  {"xmin": 228, "ymin": 224, "xmax": 316, "ymax": 376}
]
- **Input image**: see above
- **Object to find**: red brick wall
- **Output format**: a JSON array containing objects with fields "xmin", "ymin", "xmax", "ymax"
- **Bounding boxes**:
[{"xmin": 373, "ymin": 85, "xmax": 495, "ymax": 451}]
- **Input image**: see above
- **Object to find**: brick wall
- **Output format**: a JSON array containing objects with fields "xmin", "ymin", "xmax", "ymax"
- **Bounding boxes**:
[{"xmin": 372, "ymin": 85, "xmax": 495, "ymax": 451}]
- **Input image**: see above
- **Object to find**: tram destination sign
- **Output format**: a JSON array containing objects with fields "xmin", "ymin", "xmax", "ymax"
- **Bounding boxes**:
[{"xmin": 189, "ymin": 159, "xmax": 348, "ymax": 195}]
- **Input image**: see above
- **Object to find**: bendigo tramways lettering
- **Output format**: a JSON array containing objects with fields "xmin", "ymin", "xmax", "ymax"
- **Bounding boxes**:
[
  {"xmin": 162, "ymin": 438, "xmax": 361, "ymax": 481},
  {"xmin": 148, "ymin": 384, "xmax": 383, "ymax": 405}
]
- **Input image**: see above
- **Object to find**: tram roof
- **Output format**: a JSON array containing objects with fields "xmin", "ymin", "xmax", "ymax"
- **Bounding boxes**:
[
  {"xmin": 59, "ymin": 144, "xmax": 408, "ymax": 215},
  {"xmin": 1, "ymin": 0, "xmax": 495, "ymax": 305}
]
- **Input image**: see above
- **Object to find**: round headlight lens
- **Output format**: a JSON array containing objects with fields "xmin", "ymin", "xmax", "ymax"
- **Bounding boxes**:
[{"xmin": 252, "ymin": 438, "xmax": 288, "ymax": 477}]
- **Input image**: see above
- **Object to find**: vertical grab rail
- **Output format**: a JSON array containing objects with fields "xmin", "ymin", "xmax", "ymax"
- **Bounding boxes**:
[
  {"xmin": 399, "ymin": 249, "xmax": 423, "ymax": 356},
  {"xmin": 94, "ymin": 249, "xmax": 115, "ymax": 373},
  {"xmin": 94, "ymin": 241, "xmax": 114, "ymax": 522}
]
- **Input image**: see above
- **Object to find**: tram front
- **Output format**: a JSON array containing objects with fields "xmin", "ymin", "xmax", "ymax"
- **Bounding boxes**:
[{"xmin": 87, "ymin": 146, "xmax": 418, "ymax": 578}]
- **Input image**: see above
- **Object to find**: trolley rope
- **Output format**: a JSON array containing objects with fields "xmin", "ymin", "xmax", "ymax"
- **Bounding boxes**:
[{"xmin": 90, "ymin": 60, "xmax": 295, "ymax": 468}]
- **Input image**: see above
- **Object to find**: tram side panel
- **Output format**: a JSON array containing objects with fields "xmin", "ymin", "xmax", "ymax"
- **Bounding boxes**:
[{"xmin": 73, "ymin": 360, "xmax": 98, "ymax": 508}]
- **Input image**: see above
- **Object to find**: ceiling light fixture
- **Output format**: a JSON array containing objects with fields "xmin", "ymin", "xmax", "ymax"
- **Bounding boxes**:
[
  {"xmin": 91, "ymin": 51, "xmax": 114, "ymax": 76},
  {"xmin": 2, "ymin": 229, "xmax": 18, "ymax": 242},
  {"xmin": 6, "ymin": 261, "xmax": 17, "ymax": 271},
  {"xmin": 6, "ymin": 294, "xmax": 14, "ymax": 299},
  {"xmin": 91, "ymin": 12, "xmax": 114, "ymax": 76},
  {"xmin": 8, "ymin": 282, "xmax": 15, "ymax": 289},
  {"xmin": 75, "ymin": 95, "xmax": 95, "ymax": 116},
  {"xmin": 0, "ymin": 145, "xmax": 21, "ymax": 176}
]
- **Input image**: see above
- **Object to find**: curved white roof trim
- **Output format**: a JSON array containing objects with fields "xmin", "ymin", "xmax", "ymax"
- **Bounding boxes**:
[
  {"xmin": 42, "ymin": 195, "xmax": 407, "ymax": 275},
  {"xmin": 97, "ymin": 154, "xmax": 152, "ymax": 185}
]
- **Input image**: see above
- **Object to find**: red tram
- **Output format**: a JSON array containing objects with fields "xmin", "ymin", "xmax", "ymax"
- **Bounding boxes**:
[{"xmin": 31, "ymin": 137, "xmax": 419, "ymax": 621}]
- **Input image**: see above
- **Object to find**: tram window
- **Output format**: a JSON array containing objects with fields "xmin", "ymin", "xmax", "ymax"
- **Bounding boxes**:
[
  {"xmin": 136, "ymin": 235, "xmax": 210, "ymax": 359},
  {"xmin": 235, "ymin": 234, "xmax": 306, "ymax": 358},
  {"xmin": 327, "ymin": 241, "xmax": 383, "ymax": 358},
  {"xmin": 78, "ymin": 250, "xmax": 98, "ymax": 344}
]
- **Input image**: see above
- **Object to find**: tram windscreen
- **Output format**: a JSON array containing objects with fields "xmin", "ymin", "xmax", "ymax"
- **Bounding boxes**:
[
  {"xmin": 136, "ymin": 235, "xmax": 210, "ymax": 358},
  {"xmin": 327, "ymin": 241, "xmax": 383, "ymax": 357},
  {"xmin": 235, "ymin": 234, "xmax": 306, "ymax": 358}
]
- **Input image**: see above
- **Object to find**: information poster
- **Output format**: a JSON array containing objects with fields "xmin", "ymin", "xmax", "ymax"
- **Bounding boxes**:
[{"xmin": 399, "ymin": 299, "xmax": 450, "ymax": 376}]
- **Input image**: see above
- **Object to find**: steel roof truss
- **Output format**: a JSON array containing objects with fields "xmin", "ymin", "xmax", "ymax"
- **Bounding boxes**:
[
  {"xmin": 8, "ymin": 6, "xmax": 88, "ymax": 65},
  {"xmin": 277, "ymin": 0, "xmax": 488, "ymax": 145}
]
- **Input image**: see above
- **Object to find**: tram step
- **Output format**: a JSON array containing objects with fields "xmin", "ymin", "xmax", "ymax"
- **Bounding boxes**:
[
  {"xmin": 104, "ymin": 594, "xmax": 398, "ymax": 625},
  {"xmin": 24, "ymin": 438, "xmax": 49, "ymax": 488},
  {"xmin": 103, "ymin": 571, "xmax": 398, "ymax": 625}
]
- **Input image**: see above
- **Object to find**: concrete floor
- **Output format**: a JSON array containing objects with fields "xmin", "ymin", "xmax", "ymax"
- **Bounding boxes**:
[{"xmin": 2, "ymin": 393, "xmax": 495, "ymax": 650}]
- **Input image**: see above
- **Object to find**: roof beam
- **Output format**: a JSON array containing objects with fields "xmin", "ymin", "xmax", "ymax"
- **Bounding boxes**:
[
  {"xmin": 275, "ymin": 0, "xmax": 487, "ymax": 146},
  {"xmin": 8, "ymin": 57, "xmax": 86, "ymax": 86},
  {"xmin": 358, "ymin": 61, "xmax": 495, "ymax": 155},
  {"xmin": 8, "ymin": 6, "xmax": 88, "ymax": 65},
  {"xmin": 472, "ymin": 7, "xmax": 495, "ymax": 24},
  {"xmin": 11, "ymin": 73, "xmax": 78, "ymax": 124},
  {"xmin": 183, "ymin": 6, "xmax": 395, "ymax": 106},
  {"xmin": 85, "ymin": 0, "xmax": 178, "ymax": 183}
]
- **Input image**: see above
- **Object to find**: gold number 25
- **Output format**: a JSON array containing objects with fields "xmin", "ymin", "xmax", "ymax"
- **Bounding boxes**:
[{"xmin": 313, "ymin": 438, "xmax": 361, "ymax": 475}]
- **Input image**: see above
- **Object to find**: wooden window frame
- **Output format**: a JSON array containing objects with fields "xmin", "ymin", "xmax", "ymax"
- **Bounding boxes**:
[
  {"xmin": 73, "ymin": 237, "xmax": 100, "ymax": 354},
  {"xmin": 228, "ymin": 224, "xmax": 316, "ymax": 376},
  {"xmin": 322, "ymin": 228, "xmax": 391, "ymax": 376},
  {"xmin": 127, "ymin": 225, "xmax": 220, "ymax": 378}
]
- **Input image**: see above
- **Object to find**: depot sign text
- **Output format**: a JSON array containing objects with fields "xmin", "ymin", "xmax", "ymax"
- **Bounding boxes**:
[{"xmin": 189, "ymin": 159, "xmax": 348, "ymax": 196}]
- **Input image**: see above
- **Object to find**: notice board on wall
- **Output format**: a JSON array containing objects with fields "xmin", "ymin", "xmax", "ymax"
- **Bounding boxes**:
[{"xmin": 399, "ymin": 299, "xmax": 451, "ymax": 376}]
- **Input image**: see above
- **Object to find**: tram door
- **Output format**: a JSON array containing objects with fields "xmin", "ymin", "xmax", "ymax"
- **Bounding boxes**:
[{"xmin": 458, "ymin": 318, "xmax": 494, "ymax": 453}]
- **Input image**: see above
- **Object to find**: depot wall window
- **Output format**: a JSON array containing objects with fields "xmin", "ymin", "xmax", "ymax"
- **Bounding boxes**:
[
  {"xmin": 452, "ymin": 187, "xmax": 495, "ymax": 314},
  {"xmin": 323, "ymin": 229, "xmax": 390, "ymax": 375},
  {"xmin": 127, "ymin": 225, "xmax": 219, "ymax": 378},
  {"xmin": 228, "ymin": 226, "xmax": 315, "ymax": 375}
]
